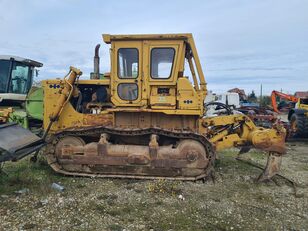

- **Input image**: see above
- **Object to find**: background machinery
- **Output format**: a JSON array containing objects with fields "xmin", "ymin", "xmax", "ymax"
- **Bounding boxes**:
[
  {"xmin": 0, "ymin": 34, "xmax": 286, "ymax": 181},
  {"xmin": 0, "ymin": 56, "xmax": 43, "ymax": 129},
  {"xmin": 205, "ymin": 92, "xmax": 240, "ymax": 116},
  {"xmin": 271, "ymin": 90, "xmax": 308, "ymax": 137},
  {"xmin": 271, "ymin": 90, "xmax": 298, "ymax": 114}
]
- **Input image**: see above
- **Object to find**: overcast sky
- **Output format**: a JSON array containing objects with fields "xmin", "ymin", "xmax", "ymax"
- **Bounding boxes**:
[{"xmin": 0, "ymin": 0, "xmax": 307, "ymax": 95}]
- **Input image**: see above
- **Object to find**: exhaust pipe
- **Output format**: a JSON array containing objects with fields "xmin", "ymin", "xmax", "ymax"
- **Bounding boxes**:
[{"xmin": 91, "ymin": 44, "xmax": 100, "ymax": 79}]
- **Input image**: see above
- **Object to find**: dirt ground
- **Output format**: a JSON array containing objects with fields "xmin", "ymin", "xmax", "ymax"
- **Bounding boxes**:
[{"xmin": 1, "ymin": 142, "xmax": 308, "ymax": 231}]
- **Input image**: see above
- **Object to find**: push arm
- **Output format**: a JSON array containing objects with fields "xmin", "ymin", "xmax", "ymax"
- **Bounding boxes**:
[
  {"xmin": 202, "ymin": 114, "xmax": 286, "ymax": 181},
  {"xmin": 49, "ymin": 66, "xmax": 82, "ymax": 121}
]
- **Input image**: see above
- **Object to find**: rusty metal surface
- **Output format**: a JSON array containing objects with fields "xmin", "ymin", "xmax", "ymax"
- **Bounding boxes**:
[
  {"xmin": 257, "ymin": 152, "xmax": 282, "ymax": 182},
  {"xmin": 46, "ymin": 127, "xmax": 215, "ymax": 180},
  {"xmin": 44, "ymin": 121, "xmax": 287, "ymax": 181},
  {"xmin": 254, "ymin": 142, "xmax": 286, "ymax": 155},
  {"xmin": 114, "ymin": 112, "xmax": 198, "ymax": 131},
  {"xmin": 252, "ymin": 123, "xmax": 287, "ymax": 155},
  {"xmin": 57, "ymin": 139, "xmax": 208, "ymax": 169},
  {"xmin": 82, "ymin": 114, "xmax": 113, "ymax": 127}
]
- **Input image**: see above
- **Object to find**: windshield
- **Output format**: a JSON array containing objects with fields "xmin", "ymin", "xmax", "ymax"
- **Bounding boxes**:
[
  {"xmin": 10, "ymin": 61, "xmax": 32, "ymax": 94},
  {"xmin": 0, "ymin": 59, "xmax": 33, "ymax": 94},
  {"xmin": 0, "ymin": 60, "xmax": 10, "ymax": 93}
]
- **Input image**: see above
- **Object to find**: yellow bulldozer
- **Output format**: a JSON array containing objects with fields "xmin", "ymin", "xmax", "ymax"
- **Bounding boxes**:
[{"xmin": 0, "ymin": 34, "xmax": 286, "ymax": 181}]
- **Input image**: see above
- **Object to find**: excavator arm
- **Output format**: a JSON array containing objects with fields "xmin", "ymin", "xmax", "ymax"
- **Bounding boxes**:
[
  {"xmin": 271, "ymin": 90, "xmax": 298, "ymax": 113},
  {"xmin": 202, "ymin": 114, "xmax": 286, "ymax": 181}
]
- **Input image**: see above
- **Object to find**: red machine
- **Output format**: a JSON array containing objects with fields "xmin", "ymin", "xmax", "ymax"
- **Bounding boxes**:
[{"xmin": 271, "ymin": 90, "xmax": 298, "ymax": 113}]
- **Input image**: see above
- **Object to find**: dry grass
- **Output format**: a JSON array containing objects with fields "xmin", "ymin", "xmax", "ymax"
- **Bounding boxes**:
[{"xmin": 1, "ymin": 143, "xmax": 308, "ymax": 230}]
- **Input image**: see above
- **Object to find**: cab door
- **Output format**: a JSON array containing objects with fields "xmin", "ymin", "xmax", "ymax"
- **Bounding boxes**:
[
  {"xmin": 111, "ymin": 41, "xmax": 143, "ymax": 106},
  {"xmin": 144, "ymin": 40, "xmax": 184, "ymax": 109}
]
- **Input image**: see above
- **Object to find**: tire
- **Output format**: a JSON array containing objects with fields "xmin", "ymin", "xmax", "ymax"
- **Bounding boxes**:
[{"xmin": 290, "ymin": 113, "xmax": 308, "ymax": 138}]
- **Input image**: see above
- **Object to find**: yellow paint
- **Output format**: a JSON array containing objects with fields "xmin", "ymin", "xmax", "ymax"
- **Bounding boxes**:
[{"xmin": 41, "ymin": 33, "xmax": 285, "ymax": 155}]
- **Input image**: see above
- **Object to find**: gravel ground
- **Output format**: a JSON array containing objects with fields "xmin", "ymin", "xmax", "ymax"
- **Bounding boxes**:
[{"xmin": 0, "ymin": 142, "xmax": 307, "ymax": 231}]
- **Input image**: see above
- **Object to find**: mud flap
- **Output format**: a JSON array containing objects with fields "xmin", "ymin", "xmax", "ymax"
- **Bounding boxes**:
[
  {"xmin": 0, "ymin": 123, "xmax": 45, "ymax": 163},
  {"xmin": 257, "ymin": 152, "xmax": 282, "ymax": 182}
]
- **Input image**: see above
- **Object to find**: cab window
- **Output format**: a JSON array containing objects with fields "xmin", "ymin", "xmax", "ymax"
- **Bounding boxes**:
[
  {"xmin": 151, "ymin": 48, "xmax": 175, "ymax": 79},
  {"xmin": 9, "ymin": 62, "xmax": 31, "ymax": 94},
  {"xmin": 117, "ymin": 83, "xmax": 138, "ymax": 101},
  {"xmin": 118, "ymin": 48, "xmax": 138, "ymax": 78},
  {"xmin": 0, "ymin": 60, "xmax": 10, "ymax": 93}
]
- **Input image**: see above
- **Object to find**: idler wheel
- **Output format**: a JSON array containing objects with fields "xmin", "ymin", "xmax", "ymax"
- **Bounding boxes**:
[{"xmin": 55, "ymin": 136, "xmax": 85, "ymax": 156}]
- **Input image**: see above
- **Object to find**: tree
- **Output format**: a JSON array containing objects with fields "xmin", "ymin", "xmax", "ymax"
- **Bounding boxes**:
[
  {"xmin": 248, "ymin": 90, "xmax": 257, "ymax": 102},
  {"xmin": 259, "ymin": 95, "xmax": 271, "ymax": 107}
]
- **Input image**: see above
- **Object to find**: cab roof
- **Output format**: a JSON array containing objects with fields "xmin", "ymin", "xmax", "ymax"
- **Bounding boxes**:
[
  {"xmin": 0, "ymin": 55, "xmax": 43, "ymax": 67},
  {"xmin": 103, "ymin": 33, "xmax": 193, "ymax": 44}
]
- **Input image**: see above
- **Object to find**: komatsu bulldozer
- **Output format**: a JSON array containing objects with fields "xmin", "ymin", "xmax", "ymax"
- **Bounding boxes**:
[{"xmin": 0, "ymin": 34, "xmax": 286, "ymax": 181}]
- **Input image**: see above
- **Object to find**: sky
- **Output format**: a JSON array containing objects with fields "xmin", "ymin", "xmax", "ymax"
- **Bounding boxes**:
[{"xmin": 0, "ymin": 0, "xmax": 307, "ymax": 95}]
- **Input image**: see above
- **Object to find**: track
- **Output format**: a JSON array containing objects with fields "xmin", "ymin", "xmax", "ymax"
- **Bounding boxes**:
[{"xmin": 45, "ymin": 126, "xmax": 216, "ymax": 181}]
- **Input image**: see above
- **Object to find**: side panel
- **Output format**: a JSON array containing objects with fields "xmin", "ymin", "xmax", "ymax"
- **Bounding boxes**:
[
  {"xmin": 177, "ymin": 77, "xmax": 200, "ymax": 110},
  {"xmin": 26, "ymin": 87, "xmax": 43, "ymax": 120},
  {"xmin": 114, "ymin": 112, "xmax": 198, "ymax": 131}
]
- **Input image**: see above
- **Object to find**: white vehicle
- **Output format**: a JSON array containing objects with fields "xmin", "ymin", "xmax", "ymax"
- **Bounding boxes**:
[
  {"xmin": 205, "ymin": 92, "xmax": 240, "ymax": 116},
  {"xmin": 0, "ymin": 55, "xmax": 42, "ymax": 105}
]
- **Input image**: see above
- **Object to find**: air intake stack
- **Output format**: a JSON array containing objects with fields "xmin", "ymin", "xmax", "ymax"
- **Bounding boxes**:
[{"xmin": 91, "ymin": 44, "xmax": 101, "ymax": 79}]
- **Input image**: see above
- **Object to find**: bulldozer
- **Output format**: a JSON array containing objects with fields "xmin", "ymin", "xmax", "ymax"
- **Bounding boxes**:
[{"xmin": 0, "ymin": 34, "xmax": 286, "ymax": 181}]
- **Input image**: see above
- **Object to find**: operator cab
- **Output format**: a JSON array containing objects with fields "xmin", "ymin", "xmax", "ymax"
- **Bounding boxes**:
[
  {"xmin": 68, "ymin": 34, "xmax": 207, "ymax": 116},
  {"xmin": 0, "ymin": 55, "xmax": 43, "ymax": 106},
  {"xmin": 103, "ymin": 34, "xmax": 207, "ymax": 115}
]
